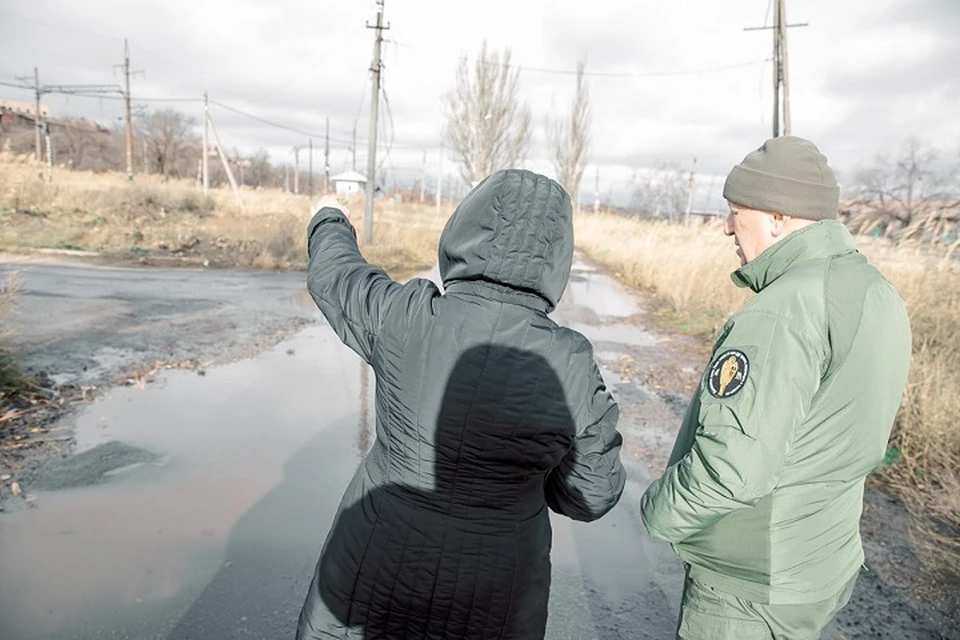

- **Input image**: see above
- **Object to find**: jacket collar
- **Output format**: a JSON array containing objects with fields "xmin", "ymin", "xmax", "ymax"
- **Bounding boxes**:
[
  {"xmin": 731, "ymin": 220, "xmax": 857, "ymax": 293},
  {"xmin": 443, "ymin": 280, "xmax": 551, "ymax": 313}
]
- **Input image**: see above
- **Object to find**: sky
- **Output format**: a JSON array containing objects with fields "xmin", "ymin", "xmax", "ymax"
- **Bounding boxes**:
[{"xmin": 1, "ymin": 0, "xmax": 958, "ymax": 207}]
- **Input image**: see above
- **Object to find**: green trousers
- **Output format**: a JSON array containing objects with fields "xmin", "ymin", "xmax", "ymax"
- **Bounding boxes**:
[{"xmin": 676, "ymin": 569, "xmax": 858, "ymax": 639}]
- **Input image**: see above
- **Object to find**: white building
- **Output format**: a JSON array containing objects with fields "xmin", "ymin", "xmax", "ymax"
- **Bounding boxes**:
[{"xmin": 330, "ymin": 171, "xmax": 367, "ymax": 197}]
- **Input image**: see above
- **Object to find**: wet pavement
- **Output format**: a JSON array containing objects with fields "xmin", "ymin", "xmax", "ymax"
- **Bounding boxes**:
[{"xmin": 0, "ymin": 257, "xmax": 686, "ymax": 639}]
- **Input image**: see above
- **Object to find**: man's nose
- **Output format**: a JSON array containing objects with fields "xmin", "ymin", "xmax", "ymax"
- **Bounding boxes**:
[{"xmin": 723, "ymin": 212, "xmax": 735, "ymax": 236}]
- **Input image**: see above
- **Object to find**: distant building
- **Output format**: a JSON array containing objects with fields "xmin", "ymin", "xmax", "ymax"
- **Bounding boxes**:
[
  {"xmin": 330, "ymin": 170, "xmax": 367, "ymax": 197},
  {"xmin": 0, "ymin": 98, "xmax": 50, "ymax": 132}
]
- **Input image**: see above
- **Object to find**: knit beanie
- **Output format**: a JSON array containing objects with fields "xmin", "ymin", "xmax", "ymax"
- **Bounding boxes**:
[{"xmin": 722, "ymin": 136, "xmax": 839, "ymax": 220}]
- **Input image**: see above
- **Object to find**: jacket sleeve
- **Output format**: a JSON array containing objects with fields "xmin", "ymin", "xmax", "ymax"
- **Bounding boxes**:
[
  {"xmin": 640, "ymin": 311, "xmax": 823, "ymax": 543},
  {"xmin": 545, "ymin": 359, "xmax": 626, "ymax": 522},
  {"xmin": 306, "ymin": 206, "xmax": 404, "ymax": 363}
]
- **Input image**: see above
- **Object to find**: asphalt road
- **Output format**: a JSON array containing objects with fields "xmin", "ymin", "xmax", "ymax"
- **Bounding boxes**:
[{"xmin": 0, "ymin": 257, "xmax": 685, "ymax": 640}]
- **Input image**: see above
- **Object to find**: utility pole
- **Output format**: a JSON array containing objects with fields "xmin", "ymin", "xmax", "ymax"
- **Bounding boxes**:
[
  {"xmin": 27, "ymin": 68, "xmax": 42, "ymax": 162},
  {"xmin": 206, "ymin": 108, "xmax": 242, "ymax": 207},
  {"xmin": 324, "ymin": 118, "xmax": 331, "ymax": 194},
  {"xmin": 745, "ymin": 0, "xmax": 806, "ymax": 137},
  {"xmin": 420, "ymin": 150, "xmax": 427, "ymax": 204},
  {"xmin": 292, "ymin": 146, "xmax": 301, "ymax": 194},
  {"xmin": 123, "ymin": 40, "xmax": 133, "ymax": 179},
  {"xmin": 363, "ymin": 0, "xmax": 389, "ymax": 244},
  {"xmin": 684, "ymin": 157, "xmax": 697, "ymax": 226},
  {"xmin": 351, "ymin": 123, "xmax": 357, "ymax": 171},
  {"xmin": 309, "ymin": 138, "xmax": 314, "ymax": 197},
  {"xmin": 202, "ymin": 92, "xmax": 209, "ymax": 195},
  {"xmin": 779, "ymin": 0, "xmax": 792, "ymax": 135},
  {"xmin": 594, "ymin": 166, "xmax": 600, "ymax": 215},
  {"xmin": 34, "ymin": 68, "xmax": 42, "ymax": 162},
  {"xmin": 114, "ymin": 39, "xmax": 143, "ymax": 180},
  {"xmin": 436, "ymin": 143, "xmax": 443, "ymax": 215}
]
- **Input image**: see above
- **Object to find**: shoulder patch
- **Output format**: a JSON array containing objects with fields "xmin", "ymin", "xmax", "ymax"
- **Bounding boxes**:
[{"xmin": 707, "ymin": 349, "xmax": 750, "ymax": 399}]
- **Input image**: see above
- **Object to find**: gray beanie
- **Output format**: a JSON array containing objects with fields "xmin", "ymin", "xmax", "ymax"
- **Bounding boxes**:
[{"xmin": 722, "ymin": 136, "xmax": 839, "ymax": 220}]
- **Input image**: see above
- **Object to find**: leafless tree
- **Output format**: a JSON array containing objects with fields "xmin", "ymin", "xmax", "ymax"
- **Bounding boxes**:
[
  {"xmin": 547, "ymin": 60, "xmax": 591, "ymax": 213},
  {"xmin": 850, "ymin": 138, "xmax": 960, "ymax": 242},
  {"xmin": 442, "ymin": 40, "xmax": 532, "ymax": 186},
  {"xmin": 630, "ymin": 162, "xmax": 689, "ymax": 221},
  {"xmin": 137, "ymin": 109, "xmax": 197, "ymax": 180}
]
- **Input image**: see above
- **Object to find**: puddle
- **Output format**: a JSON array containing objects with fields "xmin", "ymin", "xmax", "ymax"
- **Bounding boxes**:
[
  {"xmin": 570, "ymin": 322, "xmax": 657, "ymax": 348},
  {"xmin": 559, "ymin": 258, "xmax": 638, "ymax": 321},
  {"xmin": 0, "ymin": 326, "xmax": 369, "ymax": 640}
]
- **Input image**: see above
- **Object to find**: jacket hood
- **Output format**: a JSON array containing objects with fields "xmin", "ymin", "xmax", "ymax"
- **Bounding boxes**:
[{"xmin": 438, "ymin": 169, "xmax": 574, "ymax": 312}]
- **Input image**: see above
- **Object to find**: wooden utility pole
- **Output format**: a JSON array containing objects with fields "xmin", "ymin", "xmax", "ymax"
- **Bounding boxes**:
[
  {"xmin": 363, "ymin": 0, "xmax": 388, "ymax": 244},
  {"xmin": 779, "ymin": 0, "xmax": 792, "ymax": 135},
  {"xmin": 309, "ymin": 138, "xmax": 314, "ymax": 197},
  {"xmin": 324, "ymin": 117, "xmax": 331, "ymax": 194},
  {"xmin": 745, "ymin": 0, "xmax": 806, "ymax": 137}
]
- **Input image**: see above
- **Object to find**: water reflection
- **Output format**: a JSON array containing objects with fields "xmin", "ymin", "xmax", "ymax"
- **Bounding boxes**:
[{"xmin": 357, "ymin": 362, "xmax": 372, "ymax": 460}]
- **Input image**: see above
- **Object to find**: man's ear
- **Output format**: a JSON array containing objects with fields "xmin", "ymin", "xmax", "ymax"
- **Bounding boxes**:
[{"xmin": 770, "ymin": 213, "xmax": 789, "ymax": 237}]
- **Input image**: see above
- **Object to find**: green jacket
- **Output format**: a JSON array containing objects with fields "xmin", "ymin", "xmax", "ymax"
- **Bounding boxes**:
[{"xmin": 640, "ymin": 220, "xmax": 911, "ymax": 604}]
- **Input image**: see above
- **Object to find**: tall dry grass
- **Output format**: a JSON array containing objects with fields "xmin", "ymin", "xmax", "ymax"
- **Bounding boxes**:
[
  {"xmin": 0, "ymin": 270, "xmax": 22, "ymax": 391},
  {"xmin": 0, "ymin": 151, "xmax": 447, "ymax": 276},
  {"xmin": 575, "ymin": 211, "xmax": 960, "ymax": 577}
]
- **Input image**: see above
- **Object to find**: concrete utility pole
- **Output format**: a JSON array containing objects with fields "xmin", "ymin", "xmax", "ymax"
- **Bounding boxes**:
[
  {"xmin": 123, "ymin": 40, "xmax": 133, "ymax": 179},
  {"xmin": 745, "ymin": 0, "xmax": 806, "ymax": 137},
  {"xmin": 15, "ymin": 67, "xmax": 43, "ymax": 161},
  {"xmin": 324, "ymin": 117, "xmax": 331, "ymax": 194},
  {"xmin": 33, "ymin": 68, "xmax": 42, "ymax": 162},
  {"xmin": 292, "ymin": 146, "xmax": 301, "ymax": 194},
  {"xmin": 206, "ymin": 107, "xmax": 243, "ymax": 207},
  {"xmin": 363, "ymin": 0, "xmax": 389, "ymax": 244},
  {"xmin": 436, "ymin": 143, "xmax": 443, "ymax": 215},
  {"xmin": 594, "ymin": 166, "xmax": 600, "ymax": 215},
  {"xmin": 684, "ymin": 157, "xmax": 697, "ymax": 227},
  {"xmin": 420, "ymin": 150, "xmax": 427, "ymax": 203}
]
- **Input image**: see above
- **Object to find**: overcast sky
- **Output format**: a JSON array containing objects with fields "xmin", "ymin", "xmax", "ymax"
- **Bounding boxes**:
[{"xmin": 1, "ymin": 0, "xmax": 958, "ymax": 207}]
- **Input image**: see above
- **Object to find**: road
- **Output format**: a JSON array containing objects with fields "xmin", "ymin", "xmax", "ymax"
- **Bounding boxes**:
[{"xmin": 0, "ymin": 257, "xmax": 687, "ymax": 640}]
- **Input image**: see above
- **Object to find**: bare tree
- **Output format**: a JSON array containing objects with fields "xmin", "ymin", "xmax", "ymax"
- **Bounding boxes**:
[
  {"xmin": 443, "ymin": 40, "xmax": 532, "ymax": 186},
  {"xmin": 630, "ymin": 161, "xmax": 689, "ymax": 221},
  {"xmin": 851, "ymin": 138, "xmax": 960, "ymax": 242},
  {"xmin": 547, "ymin": 59, "xmax": 591, "ymax": 213},
  {"xmin": 137, "ymin": 109, "xmax": 197, "ymax": 180}
]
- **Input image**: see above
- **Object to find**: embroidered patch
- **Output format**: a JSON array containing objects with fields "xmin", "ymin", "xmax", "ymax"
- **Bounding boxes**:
[{"xmin": 707, "ymin": 349, "xmax": 750, "ymax": 399}]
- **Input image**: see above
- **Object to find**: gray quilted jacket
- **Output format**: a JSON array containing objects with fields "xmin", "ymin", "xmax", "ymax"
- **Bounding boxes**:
[{"xmin": 296, "ymin": 169, "xmax": 626, "ymax": 639}]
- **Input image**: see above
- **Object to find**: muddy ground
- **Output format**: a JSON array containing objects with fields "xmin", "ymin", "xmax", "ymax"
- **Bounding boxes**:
[{"xmin": 0, "ymin": 253, "xmax": 957, "ymax": 639}]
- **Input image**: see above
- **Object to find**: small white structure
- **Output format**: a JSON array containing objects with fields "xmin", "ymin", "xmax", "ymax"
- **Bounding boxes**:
[{"xmin": 331, "ymin": 171, "xmax": 367, "ymax": 197}]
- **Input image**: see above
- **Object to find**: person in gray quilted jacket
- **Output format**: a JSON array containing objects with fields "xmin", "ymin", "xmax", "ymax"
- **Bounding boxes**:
[{"xmin": 296, "ymin": 169, "xmax": 626, "ymax": 640}]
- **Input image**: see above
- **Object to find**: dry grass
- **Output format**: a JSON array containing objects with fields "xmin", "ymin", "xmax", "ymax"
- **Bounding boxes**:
[
  {"xmin": 0, "ymin": 151, "xmax": 447, "ymax": 276},
  {"xmin": 574, "ymin": 211, "xmax": 960, "ymax": 578},
  {"xmin": 0, "ymin": 271, "xmax": 20, "ymax": 391}
]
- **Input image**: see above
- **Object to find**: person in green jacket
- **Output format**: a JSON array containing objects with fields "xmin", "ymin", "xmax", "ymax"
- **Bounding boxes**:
[{"xmin": 640, "ymin": 136, "xmax": 912, "ymax": 639}]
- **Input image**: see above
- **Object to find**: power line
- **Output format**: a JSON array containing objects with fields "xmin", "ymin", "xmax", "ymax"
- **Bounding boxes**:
[{"xmin": 481, "ymin": 58, "xmax": 768, "ymax": 78}]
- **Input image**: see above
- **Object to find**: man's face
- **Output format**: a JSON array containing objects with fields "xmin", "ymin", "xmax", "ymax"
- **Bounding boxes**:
[{"xmin": 724, "ymin": 205, "xmax": 777, "ymax": 266}]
